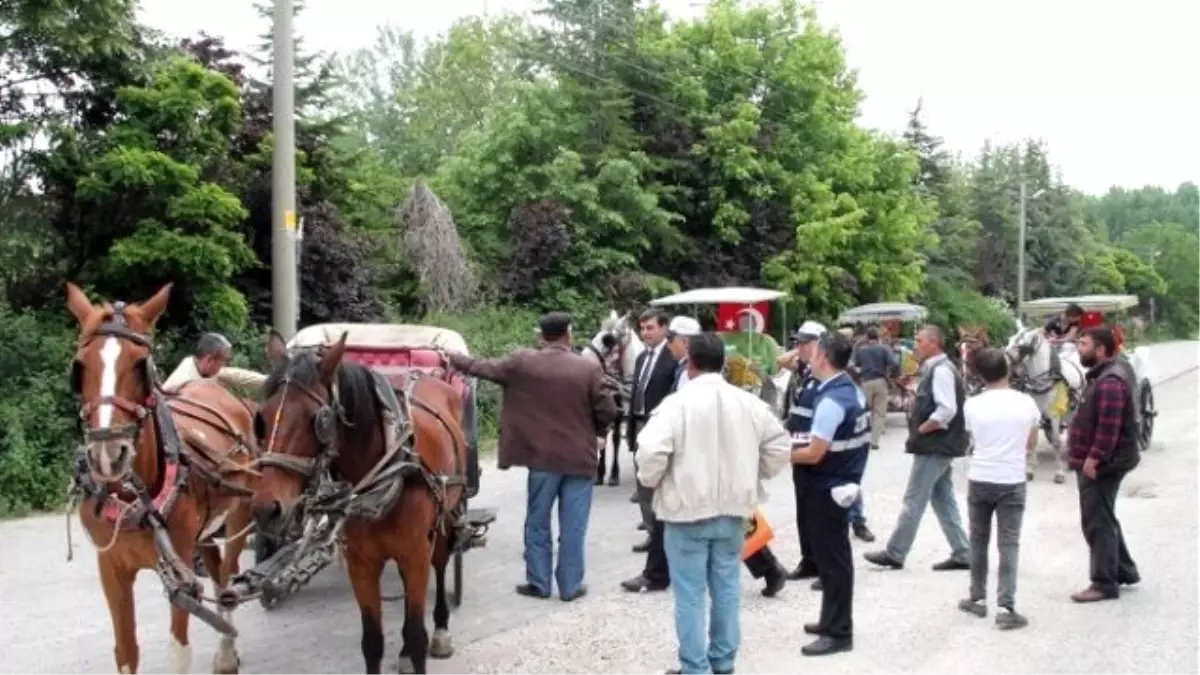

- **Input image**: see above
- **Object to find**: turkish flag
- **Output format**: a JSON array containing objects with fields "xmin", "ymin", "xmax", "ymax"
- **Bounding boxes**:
[{"xmin": 716, "ymin": 302, "xmax": 771, "ymax": 333}]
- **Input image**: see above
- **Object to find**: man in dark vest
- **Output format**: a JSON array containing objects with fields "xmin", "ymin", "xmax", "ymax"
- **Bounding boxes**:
[
  {"xmin": 782, "ymin": 322, "xmax": 873, "ymax": 589},
  {"xmin": 1067, "ymin": 326, "xmax": 1141, "ymax": 603},
  {"xmin": 621, "ymin": 308, "xmax": 677, "ymax": 591},
  {"xmin": 790, "ymin": 331, "xmax": 870, "ymax": 656},
  {"xmin": 864, "ymin": 325, "xmax": 971, "ymax": 571}
]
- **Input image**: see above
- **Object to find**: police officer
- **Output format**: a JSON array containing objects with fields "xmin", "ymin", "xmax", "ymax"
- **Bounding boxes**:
[
  {"xmin": 790, "ymin": 331, "xmax": 869, "ymax": 657},
  {"xmin": 780, "ymin": 321, "xmax": 826, "ymax": 583}
]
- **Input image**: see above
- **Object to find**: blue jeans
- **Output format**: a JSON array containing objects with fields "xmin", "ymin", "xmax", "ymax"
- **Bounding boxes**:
[
  {"xmin": 849, "ymin": 493, "xmax": 866, "ymax": 525},
  {"xmin": 885, "ymin": 454, "xmax": 970, "ymax": 563},
  {"xmin": 664, "ymin": 516, "xmax": 744, "ymax": 674},
  {"xmin": 525, "ymin": 469, "xmax": 593, "ymax": 599}
]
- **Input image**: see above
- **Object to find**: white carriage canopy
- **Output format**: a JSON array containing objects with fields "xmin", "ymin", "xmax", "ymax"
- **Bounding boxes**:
[
  {"xmin": 288, "ymin": 323, "xmax": 471, "ymax": 355},
  {"xmin": 836, "ymin": 302, "xmax": 929, "ymax": 325},
  {"xmin": 1020, "ymin": 295, "xmax": 1139, "ymax": 318},
  {"xmin": 648, "ymin": 287, "xmax": 787, "ymax": 306}
]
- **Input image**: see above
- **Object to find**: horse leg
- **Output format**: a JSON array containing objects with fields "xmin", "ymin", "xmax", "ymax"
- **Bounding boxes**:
[
  {"xmin": 428, "ymin": 531, "xmax": 454, "ymax": 659},
  {"xmin": 168, "ymin": 603, "xmax": 193, "ymax": 674},
  {"xmin": 1048, "ymin": 418, "xmax": 1067, "ymax": 484},
  {"xmin": 608, "ymin": 414, "xmax": 622, "ymax": 485},
  {"xmin": 208, "ymin": 504, "xmax": 252, "ymax": 674},
  {"xmin": 98, "ymin": 555, "xmax": 140, "ymax": 673},
  {"xmin": 396, "ymin": 545, "xmax": 432, "ymax": 675},
  {"xmin": 346, "ymin": 548, "xmax": 386, "ymax": 674},
  {"xmin": 595, "ymin": 442, "xmax": 606, "ymax": 486}
]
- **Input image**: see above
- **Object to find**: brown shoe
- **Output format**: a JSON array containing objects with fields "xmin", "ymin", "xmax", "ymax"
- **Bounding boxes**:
[{"xmin": 1070, "ymin": 586, "xmax": 1118, "ymax": 603}]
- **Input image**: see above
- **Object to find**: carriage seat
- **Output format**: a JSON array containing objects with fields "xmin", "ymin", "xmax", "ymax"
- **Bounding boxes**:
[{"xmin": 343, "ymin": 347, "xmax": 469, "ymax": 398}]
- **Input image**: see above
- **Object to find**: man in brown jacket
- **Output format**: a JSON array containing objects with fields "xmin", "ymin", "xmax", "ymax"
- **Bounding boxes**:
[{"xmin": 447, "ymin": 312, "xmax": 617, "ymax": 602}]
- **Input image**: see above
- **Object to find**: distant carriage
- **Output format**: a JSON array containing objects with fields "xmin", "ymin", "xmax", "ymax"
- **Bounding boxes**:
[{"xmin": 836, "ymin": 302, "xmax": 929, "ymax": 413}]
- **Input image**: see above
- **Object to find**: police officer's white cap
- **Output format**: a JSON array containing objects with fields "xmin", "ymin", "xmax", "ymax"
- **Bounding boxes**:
[
  {"xmin": 794, "ymin": 320, "xmax": 827, "ymax": 342},
  {"xmin": 668, "ymin": 316, "xmax": 702, "ymax": 337}
]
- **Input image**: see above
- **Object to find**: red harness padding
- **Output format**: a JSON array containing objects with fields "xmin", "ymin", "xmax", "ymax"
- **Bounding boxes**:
[{"xmin": 102, "ymin": 461, "xmax": 180, "ymax": 531}]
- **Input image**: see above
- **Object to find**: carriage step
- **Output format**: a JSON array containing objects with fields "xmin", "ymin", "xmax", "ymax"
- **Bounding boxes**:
[{"xmin": 466, "ymin": 507, "xmax": 496, "ymax": 526}]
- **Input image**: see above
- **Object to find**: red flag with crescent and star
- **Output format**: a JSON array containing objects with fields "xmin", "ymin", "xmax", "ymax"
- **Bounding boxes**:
[{"xmin": 717, "ymin": 302, "xmax": 770, "ymax": 333}]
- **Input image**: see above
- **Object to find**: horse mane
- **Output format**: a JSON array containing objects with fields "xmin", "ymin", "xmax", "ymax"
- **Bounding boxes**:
[{"xmin": 264, "ymin": 349, "xmax": 383, "ymax": 453}]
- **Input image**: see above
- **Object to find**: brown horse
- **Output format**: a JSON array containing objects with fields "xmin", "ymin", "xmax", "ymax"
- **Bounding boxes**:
[
  {"xmin": 252, "ymin": 331, "xmax": 467, "ymax": 674},
  {"xmin": 957, "ymin": 325, "xmax": 991, "ymax": 393},
  {"xmin": 65, "ymin": 282, "xmax": 259, "ymax": 674}
]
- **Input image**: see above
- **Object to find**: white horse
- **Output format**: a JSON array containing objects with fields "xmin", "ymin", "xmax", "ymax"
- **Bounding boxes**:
[
  {"xmin": 1005, "ymin": 326, "xmax": 1085, "ymax": 482},
  {"xmin": 582, "ymin": 311, "xmax": 644, "ymax": 486}
]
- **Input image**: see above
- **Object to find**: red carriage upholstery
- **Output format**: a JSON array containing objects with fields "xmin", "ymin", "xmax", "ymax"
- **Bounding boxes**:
[{"xmin": 342, "ymin": 346, "xmax": 469, "ymax": 397}]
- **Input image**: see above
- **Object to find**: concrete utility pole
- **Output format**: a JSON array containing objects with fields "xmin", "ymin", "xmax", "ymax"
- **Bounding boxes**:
[
  {"xmin": 271, "ymin": 0, "xmax": 299, "ymax": 339},
  {"xmin": 1016, "ymin": 180, "xmax": 1046, "ymax": 316}
]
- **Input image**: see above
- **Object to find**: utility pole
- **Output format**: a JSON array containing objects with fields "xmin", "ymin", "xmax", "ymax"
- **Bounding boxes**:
[
  {"xmin": 1017, "ymin": 180, "xmax": 1027, "ymax": 317},
  {"xmin": 271, "ymin": 0, "xmax": 299, "ymax": 339}
]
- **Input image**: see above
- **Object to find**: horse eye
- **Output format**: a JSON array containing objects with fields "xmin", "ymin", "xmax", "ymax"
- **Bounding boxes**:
[
  {"xmin": 253, "ymin": 411, "xmax": 267, "ymax": 441},
  {"xmin": 70, "ymin": 360, "xmax": 84, "ymax": 394}
]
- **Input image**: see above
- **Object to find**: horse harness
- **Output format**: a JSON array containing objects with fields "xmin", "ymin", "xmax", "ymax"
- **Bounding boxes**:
[
  {"xmin": 254, "ymin": 353, "xmax": 466, "ymax": 533},
  {"xmin": 70, "ymin": 304, "xmax": 258, "ymax": 535}
]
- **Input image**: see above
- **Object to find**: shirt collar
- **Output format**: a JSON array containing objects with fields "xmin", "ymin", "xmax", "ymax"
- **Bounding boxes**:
[
  {"xmin": 690, "ymin": 372, "xmax": 724, "ymax": 385},
  {"xmin": 923, "ymin": 352, "xmax": 948, "ymax": 368},
  {"xmin": 816, "ymin": 370, "xmax": 849, "ymax": 391}
]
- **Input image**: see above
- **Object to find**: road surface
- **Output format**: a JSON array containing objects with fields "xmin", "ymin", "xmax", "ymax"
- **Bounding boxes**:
[{"xmin": 1, "ymin": 342, "xmax": 1195, "ymax": 674}]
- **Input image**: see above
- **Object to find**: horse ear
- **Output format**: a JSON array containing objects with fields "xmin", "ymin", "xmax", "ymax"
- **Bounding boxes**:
[
  {"xmin": 319, "ymin": 332, "xmax": 349, "ymax": 384},
  {"xmin": 65, "ymin": 282, "xmax": 96, "ymax": 324},
  {"xmin": 266, "ymin": 330, "xmax": 288, "ymax": 367},
  {"xmin": 136, "ymin": 283, "xmax": 173, "ymax": 328}
]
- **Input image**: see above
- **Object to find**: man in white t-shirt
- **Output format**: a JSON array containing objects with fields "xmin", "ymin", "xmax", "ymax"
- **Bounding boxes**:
[{"xmin": 958, "ymin": 347, "xmax": 1040, "ymax": 630}]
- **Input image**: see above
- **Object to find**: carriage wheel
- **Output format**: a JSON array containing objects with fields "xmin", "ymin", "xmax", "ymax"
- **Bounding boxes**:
[
  {"xmin": 451, "ymin": 550, "xmax": 464, "ymax": 608},
  {"xmin": 1138, "ymin": 383, "xmax": 1156, "ymax": 450}
]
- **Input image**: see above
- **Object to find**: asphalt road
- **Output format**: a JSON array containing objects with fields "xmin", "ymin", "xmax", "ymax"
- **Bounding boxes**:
[{"xmin": 1, "ymin": 341, "xmax": 1196, "ymax": 674}]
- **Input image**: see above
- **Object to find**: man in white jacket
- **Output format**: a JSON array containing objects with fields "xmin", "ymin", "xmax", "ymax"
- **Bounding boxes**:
[
  {"xmin": 637, "ymin": 333, "xmax": 792, "ymax": 675},
  {"xmin": 163, "ymin": 333, "xmax": 266, "ymax": 393}
]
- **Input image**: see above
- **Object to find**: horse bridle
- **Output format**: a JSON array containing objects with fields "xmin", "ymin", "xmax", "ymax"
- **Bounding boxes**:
[
  {"xmin": 74, "ymin": 303, "xmax": 160, "ymax": 449},
  {"xmin": 256, "ymin": 348, "xmax": 349, "ymax": 482}
]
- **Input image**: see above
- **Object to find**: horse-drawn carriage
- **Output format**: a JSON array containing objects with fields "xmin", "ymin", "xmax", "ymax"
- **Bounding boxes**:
[
  {"xmin": 237, "ymin": 323, "xmax": 494, "ymax": 611},
  {"xmin": 648, "ymin": 287, "xmax": 794, "ymax": 415},
  {"xmin": 1016, "ymin": 295, "xmax": 1156, "ymax": 451},
  {"xmin": 836, "ymin": 302, "xmax": 928, "ymax": 413}
]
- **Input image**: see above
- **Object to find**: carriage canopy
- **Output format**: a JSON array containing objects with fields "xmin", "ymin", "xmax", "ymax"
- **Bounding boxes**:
[
  {"xmin": 1020, "ymin": 295, "xmax": 1139, "ymax": 318},
  {"xmin": 288, "ymin": 323, "xmax": 470, "ymax": 355},
  {"xmin": 836, "ymin": 302, "xmax": 929, "ymax": 325}
]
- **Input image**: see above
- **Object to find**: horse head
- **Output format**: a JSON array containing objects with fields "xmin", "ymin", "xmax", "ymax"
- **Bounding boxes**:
[
  {"xmin": 66, "ymin": 282, "xmax": 171, "ymax": 484},
  {"xmin": 253, "ymin": 330, "xmax": 386, "ymax": 529},
  {"xmin": 588, "ymin": 310, "xmax": 643, "ymax": 381}
]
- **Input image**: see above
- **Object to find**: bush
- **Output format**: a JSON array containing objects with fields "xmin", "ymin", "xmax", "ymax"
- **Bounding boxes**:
[{"xmin": 920, "ymin": 277, "xmax": 1017, "ymax": 347}]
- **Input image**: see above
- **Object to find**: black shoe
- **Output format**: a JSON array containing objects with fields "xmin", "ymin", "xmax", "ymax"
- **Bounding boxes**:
[
  {"xmin": 957, "ymin": 598, "xmax": 986, "ymax": 618},
  {"xmin": 608, "ymin": 476, "xmax": 620, "ymax": 486},
  {"xmin": 561, "ymin": 585, "xmax": 588, "ymax": 602},
  {"xmin": 594, "ymin": 475, "xmax": 605, "ymax": 486},
  {"xmin": 1119, "ymin": 572, "xmax": 1141, "ymax": 586},
  {"xmin": 864, "ymin": 550, "xmax": 903, "ymax": 569},
  {"xmin": 632, "ymin": 538, "xmax": 651, "ymax": 553},
  {"xmin": 803, "ymin": 622, "xmax": 823, "ymax": 636},
  {"xmin": 810, "ymin": 579, "xmax": 823, "ymax": 591},
  {"xmin": 514, "ymin": 583, "xmax": 550, "ymax": 599},
  {"xmin": 762, "ymin": 570, "xmax": 786, "ymax": 598},
  {"xmin": 788, "ymin": 563, "xmax": 818, "ymax": 580},
  {"xmin": 852, "ymin": 522, "xmax": 876, "ymax": 543},
  {"xmin": 932, "ymin": 558, "xmax": 970, "ymax": 571},
  {"xmin": 995, "ymin": 608, "xmax": 1028, "ymax": 630},
  {"xmin": 801, "ymin": 636, "xmax": 853, "ymax": 656},
  {"xmin": 636, "ymin": 522, "xmax": 647, "ymax": 532},
  {"xmin": 620, "ymin": 575, "xmax": 668, "ymax": 593}
]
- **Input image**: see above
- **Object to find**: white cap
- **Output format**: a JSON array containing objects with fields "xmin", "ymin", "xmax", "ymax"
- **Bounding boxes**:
[
  {"xmin": 794, "ymin": 320, "xmax": 827, "ymax": 342},
  {"xmin": 668, "ymin": 316, "xmax": 702, "ymax": 337}
]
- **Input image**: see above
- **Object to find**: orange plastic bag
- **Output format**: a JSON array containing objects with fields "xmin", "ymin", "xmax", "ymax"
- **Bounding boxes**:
[{"xmin": 741, "ymin": 509, "xmax": 774, "ymax": 560}]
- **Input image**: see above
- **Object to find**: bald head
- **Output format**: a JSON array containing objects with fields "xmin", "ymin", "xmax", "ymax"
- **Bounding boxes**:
[{"xmin": 915, "ymin": 324, "xmax": 945, "ymax": 361}]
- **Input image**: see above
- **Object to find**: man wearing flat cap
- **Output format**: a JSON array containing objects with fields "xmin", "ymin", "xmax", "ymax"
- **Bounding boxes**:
[{"xmin": 447, "ymin": 311, "xmax": 618, "ymax": 602}]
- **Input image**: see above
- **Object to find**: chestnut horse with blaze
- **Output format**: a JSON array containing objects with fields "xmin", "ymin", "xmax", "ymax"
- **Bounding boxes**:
[
  {"xmin": 65, "ymin": 283, "xmax": 259, "ymax": 674},
  {"xmin": 253, "ymin": 331, "xmax": 467, "ymax": 674}
]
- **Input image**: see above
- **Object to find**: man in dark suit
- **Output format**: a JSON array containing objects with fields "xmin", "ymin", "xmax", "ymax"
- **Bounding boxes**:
[
  {"xmin": 447, "ymin": 312, "xmax": 617, "ymax": 601},
  {"xmin": 621, "ymin": 308, "xmax": 678, "ymax": 592}
]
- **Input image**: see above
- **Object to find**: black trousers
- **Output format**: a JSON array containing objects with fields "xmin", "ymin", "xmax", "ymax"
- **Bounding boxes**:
[
  {"xmin": 1078, "ymin": 471, "xmax": 1139, "ymax": 595},
  {"xmin": 630, "ymin": 416, "xmax": 657, "ymax": 530},
  {"xmin": 793, "ymin": 465, "xmax": 818, "ymax": 572},
  {"xmin": 804, "ymin": 483, "xmax": 853, "ymax": 639},
  {"xmin": 642, "ymin": 517, "xmax": 670, "ymax": 586},
  {"xmin": 744, "ymin": 545, "xmax": 782, "ymax": 579}
]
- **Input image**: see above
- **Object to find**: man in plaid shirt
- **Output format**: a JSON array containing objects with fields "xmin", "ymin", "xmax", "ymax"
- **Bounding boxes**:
[{"xmin": 1066, "ymin": 326, "xmax": 1141, "ymax": 603}]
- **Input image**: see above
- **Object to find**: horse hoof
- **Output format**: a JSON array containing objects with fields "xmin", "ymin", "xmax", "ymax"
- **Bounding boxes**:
[
  {"xmin": 397, "ymin": 656, "xmax": 416, "ymax": 674},
  {"xmin": 1053, "ymin": 473, "xmax": 1065, "ymax": 484},
  {"xmin": 430, "ymin": 629, "xmax": 455, "ymax": 659},
  {"xmin": 212, "ymin": 650, "xmax": 240, "ymax": 674}
]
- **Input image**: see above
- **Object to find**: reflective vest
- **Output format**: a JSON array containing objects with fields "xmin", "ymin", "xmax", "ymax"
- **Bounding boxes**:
[
  {"xmin": 804, "ymin": 372, "xmax": 871, "ymax": 489},
  {"xmin": 786, "ymin": 367, "xmax": 820, "ymax": 434}
]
